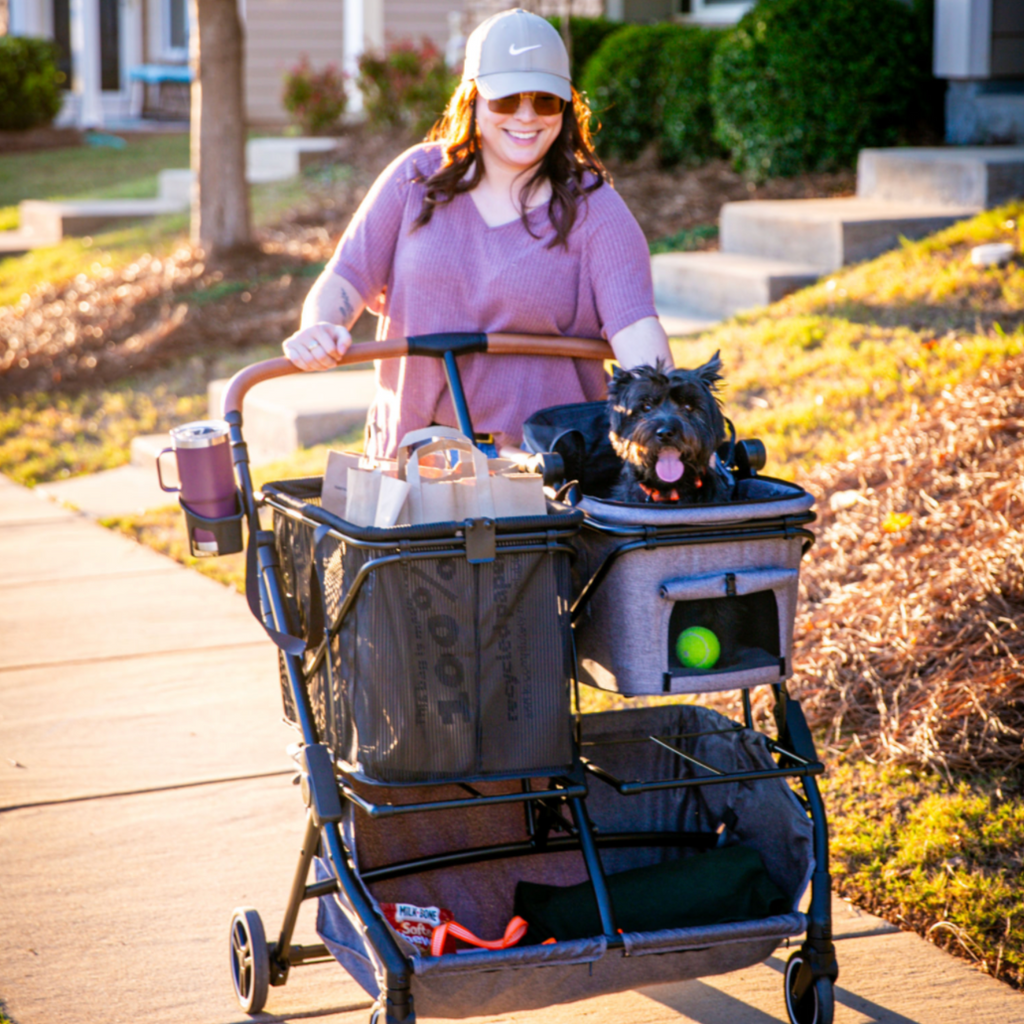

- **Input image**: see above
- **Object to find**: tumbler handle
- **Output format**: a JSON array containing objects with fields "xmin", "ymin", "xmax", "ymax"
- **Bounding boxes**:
[{"xmin": 156, "ymin": 448, "xmax": 181, "ymax": 493}]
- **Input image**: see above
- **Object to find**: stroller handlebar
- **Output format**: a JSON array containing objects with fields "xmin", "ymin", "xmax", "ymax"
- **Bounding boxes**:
[{"xmin": 221, "ymin": 333, "xmax": 615, "ymax": 417}]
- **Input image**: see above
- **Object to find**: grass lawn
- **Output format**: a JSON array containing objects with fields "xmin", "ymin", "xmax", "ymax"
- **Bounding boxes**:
[
  {"xmin": 0, "ymin": 132, "xmax": 191, "ymax": 232},
  {"xmin": 823, "ymin": 761, "xmax": 1024, "ymax": 987},
  {"xmin": 0, "ymin": 132, "xmax": 332, "ymax": 309}
]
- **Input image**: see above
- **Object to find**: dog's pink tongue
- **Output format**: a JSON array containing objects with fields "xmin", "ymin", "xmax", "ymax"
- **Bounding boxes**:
[{"xmin": 656, "ymin": 451, "xmax": 684, "ymax": 483}]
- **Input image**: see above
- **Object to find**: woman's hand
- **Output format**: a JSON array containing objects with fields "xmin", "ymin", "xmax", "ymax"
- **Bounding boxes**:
[{"xmin": 282, "ymin": 322, "xmax": 352, "ymax": 371}]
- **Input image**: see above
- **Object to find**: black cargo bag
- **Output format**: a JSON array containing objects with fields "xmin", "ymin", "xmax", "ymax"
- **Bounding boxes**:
[{"xmin": 265, "ymin": 478, "xmax": 580, "ymax": 785}]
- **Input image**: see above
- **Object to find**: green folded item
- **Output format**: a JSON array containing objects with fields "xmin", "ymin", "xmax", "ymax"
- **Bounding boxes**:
[{"xmin": 514, "ymin": 844, "xmax": 790, "ymax": 944}]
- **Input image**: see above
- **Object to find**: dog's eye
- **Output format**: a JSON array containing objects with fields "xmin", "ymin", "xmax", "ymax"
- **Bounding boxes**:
[
  {"xmin": 683, "ymin": 404, "xmax": 693, "ymax": 412},
  {"xmin": 639, "ymin": 400, "xmax": 653, "ymax": 413}
]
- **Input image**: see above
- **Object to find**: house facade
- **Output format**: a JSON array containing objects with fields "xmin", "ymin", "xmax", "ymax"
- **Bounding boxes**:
[
  {"xmin": 0, "ymin": 0, "xmax": 652, "ymax": 129},
  {"xmin": 10, "ymin": 0, "xmax": 1016, "ymax": 143},
  {"xmin": 3, "ymin": 0, "xmax": 457, "ymax": 127}
]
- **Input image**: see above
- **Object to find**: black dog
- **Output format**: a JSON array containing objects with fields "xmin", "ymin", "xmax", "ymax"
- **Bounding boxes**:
[{"xmin": 608, "ymin": 354, "xmax": 729, "ymax": 505}]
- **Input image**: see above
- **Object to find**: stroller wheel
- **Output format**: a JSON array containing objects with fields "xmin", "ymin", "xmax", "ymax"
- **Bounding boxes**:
[
  {"xmin": 784, "ymin": 951, "xmax": 834, "ymax": 1024},
  {"xmin": 230, "ymin": 907, "xmax": 270, "ymax": 1014}
]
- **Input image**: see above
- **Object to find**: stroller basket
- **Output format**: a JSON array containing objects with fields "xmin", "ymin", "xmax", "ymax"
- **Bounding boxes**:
[
  {"xmin": 315, "ymin": 703, "xmax": 813, "ymax": 1020},
  {"xmin": 263, "ymin": 477, "xmax": 582, "ymax": 785}
]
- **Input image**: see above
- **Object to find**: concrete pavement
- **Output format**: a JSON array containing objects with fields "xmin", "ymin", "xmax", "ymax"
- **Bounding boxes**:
[{"xmin": 2, "ymin": 472, "xmax": 1022, "ymax": 1024}]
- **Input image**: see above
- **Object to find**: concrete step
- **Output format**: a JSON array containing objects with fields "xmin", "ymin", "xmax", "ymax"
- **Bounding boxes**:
[
  {"xmin": 653, "ymin": 251, "xmax": 822, "ymax": 320},
  {"xmin": 128, "ymin": 369, "xmax": 376, "ymax": 479},
  {"xmin": 208, "ymin": 366, "xmax": 375, "ymax": 465},
  {"xmin": 245, "ymin": 136, "xmax": 340, "ymax": 183},
  {"xmin": 858, "ymin": 146, "xmax": 1024, "ymax": 209},
  {"xmin": 720, "ymin": 197, "xmax": 978, "ymax": 272},
  {"xmin": 655, "ymin": 300, "xmax": 720, "ymax": 338},
  {"xmin": 18, "ymin": 197, "xmax": 187, "ymax": 240},
  {"xmin": 0, "ymin": 228, "xmax": 47, "ymax": 257},
  {"xmin": 157, "ymin": 167, "xmax": 194, "ymax": 206}
]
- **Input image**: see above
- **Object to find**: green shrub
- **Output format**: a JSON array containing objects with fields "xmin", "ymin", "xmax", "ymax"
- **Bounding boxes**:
[
  {"xmin": 710, "ymin": 0, "xmax": 930, "ymax": 179},
  {"xmin": 358, "ymin": 39, "xmax": 458, "ymax": 136},
  {"xmin": 545, "ymin": 15, "xmax": 624, "ymax": 83},
  {"xmin": 657, "ymin": 26, "xmax": 720, "ymax": 166},
  {"xmin": 580, "ymin": 22, "xmax": 718, "ymax": 165},
  {"xmin": 0, "ymin": 36, "xmax": 63, "ymax": 132},
  {"xmin": 282, "ymin": 56, "xmax": 347, "ymax": 136}
]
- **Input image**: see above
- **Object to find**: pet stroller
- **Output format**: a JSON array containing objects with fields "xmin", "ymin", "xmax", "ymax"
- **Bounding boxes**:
[{"xmin": 204, "ymin": 334, "xmax": 837, "ymax": 1024}]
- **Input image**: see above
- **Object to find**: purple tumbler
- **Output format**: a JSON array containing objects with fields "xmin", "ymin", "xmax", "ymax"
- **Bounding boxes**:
[{"xmin": 157, "ymin": 421, "xmax": 238, "ymax": 554}]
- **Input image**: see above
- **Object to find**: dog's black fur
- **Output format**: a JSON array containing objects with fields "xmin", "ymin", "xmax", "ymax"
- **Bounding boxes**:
[{"xmin": 608, "ymin": 353, "xmax": 728, "ymax": 505}]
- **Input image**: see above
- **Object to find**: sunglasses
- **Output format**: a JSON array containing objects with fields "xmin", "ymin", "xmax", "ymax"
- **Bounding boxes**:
[{"xmin": 486, "ymin": 92, "xmax": 566, "ymax": 117}]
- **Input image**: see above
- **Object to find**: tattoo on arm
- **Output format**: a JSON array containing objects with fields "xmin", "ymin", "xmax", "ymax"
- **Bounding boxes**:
[{"xmin": 338, "ymin": 288, "xmax": 354, "ymax": 326}]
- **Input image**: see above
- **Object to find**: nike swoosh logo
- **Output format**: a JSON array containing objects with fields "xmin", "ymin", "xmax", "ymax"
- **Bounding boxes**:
[{"xmin": 509, "ymin": 43, "xmax": 541, "ymax": 55}]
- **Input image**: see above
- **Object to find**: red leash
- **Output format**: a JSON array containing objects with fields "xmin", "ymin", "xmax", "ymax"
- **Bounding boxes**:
[{"xmin": 430, "ymin": 915, "xmax": 528, "ymax": 957}]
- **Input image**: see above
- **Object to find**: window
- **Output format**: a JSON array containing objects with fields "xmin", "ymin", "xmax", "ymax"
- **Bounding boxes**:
[{"xmin": 167, "ymin": 0, "xmax": 189, "ymax": 56}]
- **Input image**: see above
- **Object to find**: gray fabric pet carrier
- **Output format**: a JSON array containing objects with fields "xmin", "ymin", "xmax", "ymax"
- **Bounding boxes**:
[
  {"xmin": 572, "ymin": 478, "xmax": 816, "ymax": 696},
  {"xmin": 313, "ymin": 703, "xmax": 813, "ymax": 1019},
  {"xmin": 266, "ymin": 477, "xmax": 580, "ymax": 784}
]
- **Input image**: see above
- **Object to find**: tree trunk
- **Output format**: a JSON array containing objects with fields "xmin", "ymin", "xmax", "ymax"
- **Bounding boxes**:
[{"xmin": 189, "ymin": 0, "xmax": 252, "ymax": 256}]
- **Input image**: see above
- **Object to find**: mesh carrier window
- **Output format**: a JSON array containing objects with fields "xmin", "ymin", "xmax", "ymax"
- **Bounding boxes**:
[{"xmin": 668, "ymin": 590, "xmax": 781, "ymax": 673}]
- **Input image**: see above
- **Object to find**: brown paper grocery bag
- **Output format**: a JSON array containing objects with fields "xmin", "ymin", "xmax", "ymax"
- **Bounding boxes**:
[
  {"xmin": 321, "ymin": 450, "xmax": 364, "ymax": 519},
  {"xmin": 490, "ymin": 469, "xmax": 547, "ymax": 518},
  {"xmin": 344, "ymin": 466, "xmax": 382, "ymax": 526},
  {"xmin": 401, "ymin": 434, "xmax": 496, "ymax": 525},
  {"xmin": 374, "ymin": 473, "xmax": 411, "ymax": 528}
]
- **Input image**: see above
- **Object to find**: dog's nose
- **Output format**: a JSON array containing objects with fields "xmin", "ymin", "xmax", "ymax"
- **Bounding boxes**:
[{"xmin": 656, "ymin": 426, "xmax": 675, "ymax": 441}]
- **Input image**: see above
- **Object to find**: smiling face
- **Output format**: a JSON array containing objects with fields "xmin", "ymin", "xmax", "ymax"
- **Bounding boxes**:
[{"xmin": 475, "ymin": 92, "xmax": 564, "ymax": 176}]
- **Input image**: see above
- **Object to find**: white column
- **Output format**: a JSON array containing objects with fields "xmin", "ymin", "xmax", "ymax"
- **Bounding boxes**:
[
  {"xmin": 71, "ymin": 0, "xmax": 105, "ymax": 128},
  {"xmin": 364, "ymin": 0, "xmax": 383, "ymax": 51},
  {"xmin": 343, "ymin": 0, "xmax": 365, "ymax": 113},
  {"xmin": 10, "ymin": 0, "xmax": 52, "ymax": 35},
  {"xmin": 121, "ymin": 0, "xmax": 143, "ymax": 119},
  {"xmin": 8, "ymin": 0, "xmax": 23, "ymax": 34},
  {"xmin": 934, "ymin": 0, "xmax": 992, "ymax": 78},
  {"xmin": 342, "ymin": 0, "xmax": 383, "ymax": 114}
]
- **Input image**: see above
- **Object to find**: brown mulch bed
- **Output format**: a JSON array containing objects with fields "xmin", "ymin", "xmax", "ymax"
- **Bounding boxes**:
[
  {"xmin": 789, "ymin": 356, "xmax": 1024, "ymax": 774},
  {"xmin": 604, "ymin": 148, "xmax": 854, "ymax": 243},
  {"xmin": 0, "ymin": 126, "xmax": 854, "ymax": 397}
]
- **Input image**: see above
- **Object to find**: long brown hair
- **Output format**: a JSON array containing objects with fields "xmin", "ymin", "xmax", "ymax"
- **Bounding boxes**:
[{"xmin": 413, "ymin": 81, "xmax": 609, "ymax": 248}]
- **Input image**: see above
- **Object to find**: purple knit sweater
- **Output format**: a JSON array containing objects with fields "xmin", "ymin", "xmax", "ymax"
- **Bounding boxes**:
[{"xmin": 327, "ymin": 143, "xmax": 657, "ymax": 458}]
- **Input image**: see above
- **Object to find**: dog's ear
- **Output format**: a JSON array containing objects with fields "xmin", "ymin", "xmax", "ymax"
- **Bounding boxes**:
[
  {"xmin": 696, "ymin": 351, "xmax": 724, "ymax": 390},
  {"xmin": 608, "ymin": 364, "xmax": 635, "ymax": 401}
]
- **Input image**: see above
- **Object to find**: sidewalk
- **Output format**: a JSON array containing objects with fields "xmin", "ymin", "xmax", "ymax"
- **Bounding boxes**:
[{"xmin": 1, "ymin": 472, "xmax": 1021, "ymax": 1024}]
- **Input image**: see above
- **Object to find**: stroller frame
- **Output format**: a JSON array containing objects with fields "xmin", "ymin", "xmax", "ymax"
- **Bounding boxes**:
[{"xmin": 219, "ymin": 334, "xmax": 839, "ymax": 1024}]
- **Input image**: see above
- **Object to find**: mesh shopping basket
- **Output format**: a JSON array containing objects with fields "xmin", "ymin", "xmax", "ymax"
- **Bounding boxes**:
[{"xmin": 263, "ymin": 477, "xmax": 582, "ymax": 785}]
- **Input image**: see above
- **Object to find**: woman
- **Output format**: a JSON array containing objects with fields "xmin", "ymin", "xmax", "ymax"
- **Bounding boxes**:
[{"xmin": 283, "ymin": 7, "xmax": 672, "ymax": 459}]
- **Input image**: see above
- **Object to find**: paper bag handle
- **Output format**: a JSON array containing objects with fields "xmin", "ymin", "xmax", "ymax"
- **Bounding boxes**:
[
  {"xmin": 407, "ymin": 437, "xmax": 495, "ymax": 520},
  {"xmin": 396, "ymin": 425, "xmax": 473, "ymax": 480}
]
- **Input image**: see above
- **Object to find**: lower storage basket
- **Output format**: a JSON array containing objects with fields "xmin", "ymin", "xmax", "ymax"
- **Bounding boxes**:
[
  {"xmin": 266, "ymin": 478, "xmax": 580, "ymax": 784},
  {"xmin": 314, "ymin": 704, "xmax": 814, "ymax": 1018}
]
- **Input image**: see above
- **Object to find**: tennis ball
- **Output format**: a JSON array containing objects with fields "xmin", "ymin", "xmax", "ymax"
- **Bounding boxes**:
[{"xmin": 675, "ymin": 626, "xmax": 720, "ymax": 669}]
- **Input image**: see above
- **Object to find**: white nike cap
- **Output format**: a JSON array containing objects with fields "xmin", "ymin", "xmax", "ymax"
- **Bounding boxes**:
[{"xmin": 462, "ymin": 8, "xmax": 572, "ymax": 103}]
